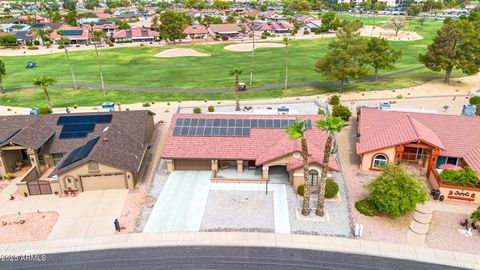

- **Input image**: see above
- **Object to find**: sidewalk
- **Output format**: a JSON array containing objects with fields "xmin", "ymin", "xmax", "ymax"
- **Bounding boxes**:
[{"xmin": 0, "ymin": 232, "xmax": 478, "ymax": 269}]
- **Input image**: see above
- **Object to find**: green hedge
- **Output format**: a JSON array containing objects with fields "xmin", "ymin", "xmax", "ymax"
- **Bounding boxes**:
[
  {"xmin": 440, "ymin": 167, "xmax": 478, "ymax": 184},
  {"xmin": 355, "ymin": 199, "xmax": 377, "ymax": 217},
  {"xmin": 329, "ymin": 95, "xmax": 340, "ymax": 105}
]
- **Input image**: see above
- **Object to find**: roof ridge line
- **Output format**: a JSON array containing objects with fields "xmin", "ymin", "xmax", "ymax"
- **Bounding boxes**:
[{"xmin": 406, "ymin": 115, "xmax": 421, "ymax": 138}]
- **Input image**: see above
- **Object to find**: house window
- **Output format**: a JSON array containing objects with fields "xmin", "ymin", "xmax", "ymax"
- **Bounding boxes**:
[
  {"xmin": 436, "ymin": 156, "xmax": 458, "ymax": 168},
  {"xmin": 308, "ymin": 170, "xmax": 319, "ymax": 186},
  {"xmin": 52, "ymin": 153, "xmax": 64, "ymax": 165},
  {"xmin": 372, "ymin": 154, "xmax": 388, "ymax": 169}
]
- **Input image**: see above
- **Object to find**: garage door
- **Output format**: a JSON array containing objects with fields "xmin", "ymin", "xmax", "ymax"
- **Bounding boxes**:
[
  {"xmin": 174, "ymin": 159, "xmax": 211, "ymax": 171},
  {"xmin": 81, "ymin": 173, "xmax": 126, "ymax": 191}
]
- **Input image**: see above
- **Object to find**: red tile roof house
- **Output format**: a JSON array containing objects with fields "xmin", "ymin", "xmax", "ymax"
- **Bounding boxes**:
[
  {"xmin": 356, "ymin": 108, "xmax": 480, "ymax": 203},
  {"xmin": 183, "ymin": 24, "xmax": 209, "ymax": 40},
  {"xmin": 253, "ymin": 22, "xmax": 293, "ymax": 35},
  {"xmin": 162, "ymin": 114, "xmax": 339, "ymax": 190},
  {"xmin": 112, "ymin": 28, "xmax": 160, "ymax": 43}
]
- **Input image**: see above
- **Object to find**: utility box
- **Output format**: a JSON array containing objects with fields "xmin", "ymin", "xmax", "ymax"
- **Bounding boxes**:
[{"xmin": 462, "ymin": 104, "xmax": 477, "ymax": 116}]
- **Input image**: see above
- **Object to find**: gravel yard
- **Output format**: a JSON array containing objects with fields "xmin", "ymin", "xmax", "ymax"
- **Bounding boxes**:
[
  {"xmin": 179, "ymin": 101, "xmax": 325, "ymax": 115},
  {"xmin": 200, "ymin": 191, "xmax": 274, "ymax": 232},
  {"xmin": 426, "ymin": 211, "xmax": 480, "ymax": 255},
  {"xmin": 0, "ymin": 212, "xmax": 58, "ymax": 243},
  {"xmin": 288, "ymin": 172, "xmax": 353, "ymax": 237}
]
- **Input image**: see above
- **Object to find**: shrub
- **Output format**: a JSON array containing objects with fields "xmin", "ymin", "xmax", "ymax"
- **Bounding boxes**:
[
  {"xmin": 328, "ymin": 95, "xmax": 340, "ymax": 105},
  {"xmin": 440, "ymin": 167, "xmax": 478, "ymax": 184},
  {"xmin": 355, "ymin": 199, "xmax": 377, "ymax": 217},
  {"xmin": 396, "ymin": 95, "xmax": 403, "ymax": 99},
  {"xmin": 472, "ymin": 206, "xmax": 480, "ymax": 224},
  {"xmin": 75, "ymin": 44, "xmax": 80, "ymax": 47},
  {"xmin": 142, "ymin": 102, "xmax": 150, "ymax": 107},
  {"xmin": 366, "ymin": 164, "xmax": 428, "ymax": 216},
  {"xmin": 204, "ymin": 99, "xmax": 208, "ymax": 103},
  {"xmin": 325, "ymin": 178, "xmax": 339, "ymax": 198},
  {"xmin": 469, "ymin": 96, "xmax": 480, "ymax": 105},
  {"xmin": 140, "ymin": 43, "xmax": 144, "ymax": 46},
  {"xmin": 38, "ymin": 106, "xmax": 52, "ymax": 114},
  {"xmin": 193, "ymin": 107, "xmax": 201, "ymax": 114},
  {"xmin": 296, "ymin": 184, "xmax": 304, "ymax": 196},
  {"xmin": 27, "ymin": 46, "xmax": 39, "ymax": 50},
  {"xmin": 332, "ymin": 104, "xmax": 352, "ymax": 121},
  {"xmin": 317, "ymin": 108, "xmax": 325, "ymax": 115},
  {"xmin": 58, "ymin": 44, "xmax": 65, "ymax": 49},
  {"xmin": 304, "ymin": 30, "xmax": 310, "ymax": 35},
  {"xmin": 26, "ymin": 41, "xmax": 32, "ymax": 46},
  {"xmin": 33, "ymin": 40, "xmax": 40, "ymax": 45},
  {"xmin": 73, "ymin": 104, "xmax": 78, "ymax": 109},
  {"xmin": 208, "ymin": 106, "xmax": 215, "ymax": 112},
  {"xmin": 5, "ymin": 172, "xmax": 15, "ymax": 180}
]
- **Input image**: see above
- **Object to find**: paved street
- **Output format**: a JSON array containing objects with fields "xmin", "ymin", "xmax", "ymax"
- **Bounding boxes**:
[{"xmin": 1, "ymin": 246, "xmax": 466, "ymax": 270}]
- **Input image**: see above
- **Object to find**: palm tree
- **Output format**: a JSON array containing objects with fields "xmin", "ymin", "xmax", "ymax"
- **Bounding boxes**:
[
  {"xmin": 32, "ymin": 28, "xmax": 47, "ymax": 46},
  {"xmin": 33, "ymin": 76, "xmax": 57, "ymax": 109},
  {"xmin": 249, "ymin": 26, "xmax": 255, "ymax": 86},
  {"xmin": 57, "ymin": 30, "xmax": 78, "ymax": 90},
  {"xmin": 92, "ymin": 28, "xmax": 106, "ymax": 95},
  {"xmin": 283, "ymin": 37, "xmax": 289, "ymax": 92},
  {"xmin": 287, "ymin": 119, "xmax": 311, "ymax": 216},
  {"xmin": 0, "ymin": 60, "xmax": 6, "ymax": 94},
  {"xmin": 315, "ymin": 114, "xmax": 348, "ymax": 216},
  {"xmin": 230, "ymin": 67, "xmax": 242, "ymax": 111}
]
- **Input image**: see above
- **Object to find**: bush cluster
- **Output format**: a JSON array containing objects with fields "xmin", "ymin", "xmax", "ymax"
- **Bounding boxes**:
[
  {"xmin": 27, "ymin": 46, "xmax": 39, "ymax": 50},
  {"xmin": 439, "ymin": 167, "xmax": 478, "ymax": 184},
  {"xmin": 325, "ymin": 178, "xmax": 339, "ymax": 198},
  {"xmin": 332, "ymin": 104, "xmax": 352, "ymax": 121},
  {"xmin": 208, "ymin": 106, "xmax": 214, "ymax": 112},
  {"xmin": 296, "ymin": 184, "xmax": 304, "ymax": 196},
  {"xmin": 317, "ymin": 108, "xmax": 325, "ymax": 115},
  {"xmin": 142, "ymin": 102, "xmax": 150, "ymax": 107},
  {"xmin": 38, "ymin": 106, "xmax": 52, "ymax": 114},
  {"xmin": 328, "ymin": 95, "xmax": 340, "ymax": 105},
  {"xmin": 193, "ymin": 107, "xmax": 201, "ymax": 114},
  {"xmin": 355, "ymin": 199, "xmax": 377, "ymax": 217}
]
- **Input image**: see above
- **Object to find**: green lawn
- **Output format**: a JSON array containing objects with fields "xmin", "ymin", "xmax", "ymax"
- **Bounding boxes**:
[{"xmin": 0, "ymin": 15, "xmax": 449, "ymax": 107}]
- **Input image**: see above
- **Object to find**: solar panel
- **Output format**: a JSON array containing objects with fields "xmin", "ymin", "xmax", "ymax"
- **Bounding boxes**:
[
  {"xmin": 59, "ymin": 131, "xmax": 89, "ymax": 139},
  {"xmin": 196, "ymin": 126, "xmax": 205, "ymax": 136},
  {"xmin": 61, "ymin": 123, "xmax": 95, "ymax": 133},
  {"xmin": 180, "ymin": 127, "xmax": 189, "ymax": 136},
  {"xmin": 212, "ymin": 127, "xmax": 220, "ymax": 136},
  {"xmin": 274, "ymin": 119, "xmax": 281, "ymax": 128},
  {"xmin": 206, "ymin": 119, "xmax": 213, "ymax": 126},
  {"xmin": 175, "ymin": 118, "xmax": 184, "ymax": 126},
  {"xmin": 63, "ymin": 29, "xmax": 83, "ymax": 36},
  {"xmin": 173, "ymin": 127, "xmax": 181, "ymax": 136},
  {"xmin": 213, "ymin": 119, "xmax": 221, "ymax": 127},
  {"xmin": 187, "ymin": 127, "xmax": 197, "ymax": 136},
  {"xmin": 57, "ymin": 136, "xmax": 99, "ymax": 170},
  {"xmin": 219, "ymin": 128, "xmax": 227, "ymax": 136},
  {"xmin": 204, "ymin": 127, "xmax": 212, "ymax": 136},
  {"xmin": 198, "ymin": 119, "xmax": 206, "ymax": 126},
  {"xmin": 265, "ymin": 120, "xmax": 273, "ymax": 128},
  {"xmin": 220, "ymin": 119, "xmax": 228, "ymax": 127},
  {"xmin": 226, "ymin": 128, "xmax": 235, "ymax": 136},
  {"xmin": 57, "ymin": 114, "xmax": 112, "ymax": 125},
  {"xmin": 191, "ymin": 118, "xmax": 199, "ymax": 126}
]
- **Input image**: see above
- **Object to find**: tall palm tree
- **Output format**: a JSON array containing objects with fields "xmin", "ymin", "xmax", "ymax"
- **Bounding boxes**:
[
  {"xmin": 283, "ymin": 37, "xmax": 289, "ymax": 92},
  {"xmin": 315, "ymin": 114, "xmax": 348, "ymax": 216},
  {"xmin": 249, "ymin": 26, "xmax": 255, "ymax": 86},
  {"xmin": 57, "ymin": 30, "xmax": 78, "ymax": 90},
  {"xmin": 32, "ymin": 28, "xmax": 47, "ymax": 45},
  {"xmin": 92, "ymin": 28, "xmax": 106, "ymax": 95},
  {"xmin": 287, "ymin": 119, "xmax": 311, "ymax": 216},
  {"xmin": 33, "ymin": 76, "xmax": 57, "ymax": 109},
  {"xmin": 230, "ymin": 67, "xmax": 242, "ymax": 111}
]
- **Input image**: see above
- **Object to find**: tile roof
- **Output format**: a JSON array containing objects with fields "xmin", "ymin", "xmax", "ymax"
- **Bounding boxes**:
[
  {"xmin": 208, "ymin": 23, "xmax": 241, "ymax": 33},
  {"xmin": 183, "ymin": 25, "xmax": 208, "ymax": 35},
  {"xmin": 356, "ymin": 108, "xmax": 480, "ymax": 172},
  {"xmin": 162, "ymin": 114, "xmax": 339, "ymax": 171},
  {"xmin": 0, "ymin": 111, "xmax": 154, "ymax": 174},
  {"xmin": 113, "ymin": 28, "xmax": 159, "ymax": 39}
]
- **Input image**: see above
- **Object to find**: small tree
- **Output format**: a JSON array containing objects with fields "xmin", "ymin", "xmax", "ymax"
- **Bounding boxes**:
[
  {"xmin": 159, "ymin": 10, "xmax": 189, "ymax": 44},
  {"xmin": 33, "ymin": 76, "xmax": 57, "ymax": 110},
  {"xmin": 366, "ymin": 37, "xmax": 401, "ymax": 80},
  {"xmin": 332, "ymin": 104, "xmax": 352, "ymax": 121},
  {"xmin": 384, "ymin": 17, "xmax": 406, "ymax": 36},
  {"xmin": 0, "ymin": 60, "xmax": 6, "ymax": 94},
  {"xmin": 366, "ymin": 164, "xmax": 428, "ymax": 217}
]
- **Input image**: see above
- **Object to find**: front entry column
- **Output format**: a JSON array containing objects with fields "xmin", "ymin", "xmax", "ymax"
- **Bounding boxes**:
[
  {"xmin": 27, "ymin": 148, "xmax": 41, "ymax": 175},
  {"xmin": 262, "ymin": 165, "xmax": 269, "ymax": 179},
  {"xmin": 427, "ymin": 149, "xmax": 440, "ymax": 178},
  {"xmin": 236, "ymin": 160, "xmax": 243, "ymax": 173},
  {"xmin": 0, "ymin": 150, "xmax": 7, "ymax": 177}
]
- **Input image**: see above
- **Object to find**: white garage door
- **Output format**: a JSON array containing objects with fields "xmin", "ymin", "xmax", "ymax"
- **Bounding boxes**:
[{"xmin": 81, "ymin": 173, "xmax": 127, "ymax": 191}]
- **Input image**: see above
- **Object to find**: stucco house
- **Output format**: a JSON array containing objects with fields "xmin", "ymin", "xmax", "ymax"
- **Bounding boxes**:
[
  {"xmin": 162, "ymin": 114, "xmax": 339, "ymax": 189},
  {"xmin": 183, "ymin": 24, "xmax": 209, "ymax": 40},
  {"xmin": 112, "ymin": 28, "xmax": 159, "ymax": 43},
  {"xmin": 0, "ymin": 111, "xmax": 155, "ymax": 196},
  {"xmin": 356, "ymin": 108, "xmax": 480, "ymax": 203},
  {"xmin": 207, "ymin": 23, "xmax": 243, "ymax": 39}
]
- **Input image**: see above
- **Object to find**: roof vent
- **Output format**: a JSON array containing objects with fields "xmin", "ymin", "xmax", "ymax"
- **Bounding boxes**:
[{"xmin": 103, "ymin": 126, "xmax": 109, "ymax": 132}]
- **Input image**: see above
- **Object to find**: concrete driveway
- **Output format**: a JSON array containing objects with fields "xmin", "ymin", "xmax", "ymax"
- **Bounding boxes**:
[
  {"xmin": 143, "ymin": 171, "xmax": 211, "ymax": 233},
  {"xmin": 0, "ymin": 188, "xmax": 128, "ymax": 240}
]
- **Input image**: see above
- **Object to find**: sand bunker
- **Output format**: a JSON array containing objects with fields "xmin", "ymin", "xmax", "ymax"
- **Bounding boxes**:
[
  {"xmin": 154, "ymin": 48, "xmax": 209, "ymax": 58},
  {"xmin": 359, "ymin": 25, "xmax": 422, "ymax": 41},
  {"xmin": 224, "ymin": 43, "xmax": 284, "ymax": 52}
]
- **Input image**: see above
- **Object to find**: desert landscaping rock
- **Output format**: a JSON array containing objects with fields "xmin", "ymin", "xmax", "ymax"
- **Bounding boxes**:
[
  {"xmin": 224, "ymin": 43, "xmax": 284, "ymax": 52},
  {"xmin": 0, "ymin": 212, "xmax": 58, "ymax": 243},
  {"xmin": 200, "ymin": 191, "xmax": 275, "ymax": 232},
  {"xmin": 154, "ymin": 48, "xmax": 209, "ymax": 58}
]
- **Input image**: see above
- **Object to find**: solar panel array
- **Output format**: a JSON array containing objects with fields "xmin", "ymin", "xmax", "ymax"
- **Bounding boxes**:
[
  {"xmin": 63, "ymin": 30, "xmax": 83, "ymax": 36},
  {"xmin": 57, "ymin": 136, "xmax": 99, "ymax": 170},
  {"xmin": 57, "ymin": 115, "xmax": 112, "ymax": 139},
  {"xmin": 173, "ymin": 118, "xmax": 312, "ymax": 137}
]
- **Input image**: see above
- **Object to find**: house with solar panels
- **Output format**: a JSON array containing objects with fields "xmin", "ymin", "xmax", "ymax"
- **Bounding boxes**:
[
  {"xmin": 162, "ymin": 114, "xmax": 339, "ymax": 190},
  {"xmin": 0, "ymin": 111, "xmax": 155, "ymax": 196},
  {"xmin": 50, "ymin": 26, "xmax": 90, "ymax": 44}
]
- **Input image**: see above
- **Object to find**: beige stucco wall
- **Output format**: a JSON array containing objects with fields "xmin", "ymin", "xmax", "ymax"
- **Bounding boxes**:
[
  {"xmin": 57, "ymin": 162, "xmax": 130, "ymax": 192},
  {"xmin": 292, "ymin": 164, "xmax": 326, "ymax": 191},
  {"xmin": 360, "ymin": 147, "xmax": 396, "ymax": 171},
  {"xmin": 440, "ymin": 186, "xmax": 480, "ymax": 204}
]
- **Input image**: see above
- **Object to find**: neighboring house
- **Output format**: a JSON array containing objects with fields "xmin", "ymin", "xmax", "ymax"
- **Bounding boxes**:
[
  {"xmin": 253, "ymin": 21, "xmax": 292, "ymax": 35},
  {"xmin": 0, "ymin": 23, "xmax": 30, "ymax": 32},
  {"xmin": 86, "ymin": 21, "xmax": 118, "ymax": 33},
  {"xmin": 207, "ymin": 23, "xmax": 243, "ymax": 40},
  {"xmin": 6, "ymin": 15, "xmax": 48, "ymax": 25},
  {"xmin": 112, "ymin": 28, "xmax": 160, "ymax": 43},
  {"xmin": 15, "ymin": 31, "xmax": 34, "ymax": 45},
  {"xmin": 300, "ymin": 20, "xmax": 322, "ymax": 33},
  {"xmin": 96, "ymin": 13, "xmax": 113, "ymax": 20},
  {"xmin": 30, "ymin": 23, "xmax": 62, "ymax": 31},
  {"xmin": 50, "ymin": 27, "xmax": 91, "ymax": 44},
  {"xmin": 291, "ymin": 14, "xmax": 318, "ymax": 23},
  {"xmin": 0, "ymin": 111, "xmax": 155, "ymax": 196},
  {"xmin": 183, "ymin": 24, "xmax": 209, "ymax": 39},
  {"xmin": 356, "ymin": 108, "xmax": 480, "ymax": 203},
  {"xmin": 162, "ymin": 114, "xmax": 339, "ymax": 190}
]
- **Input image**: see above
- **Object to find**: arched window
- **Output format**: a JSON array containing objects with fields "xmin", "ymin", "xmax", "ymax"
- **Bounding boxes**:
[
  {"xmin": 308, "ymin": 170, "xmax": 319, "ymax": 186},
  {"xmin": 373, "ymin": 154, "xmax": 388, "ymax": 169}
]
